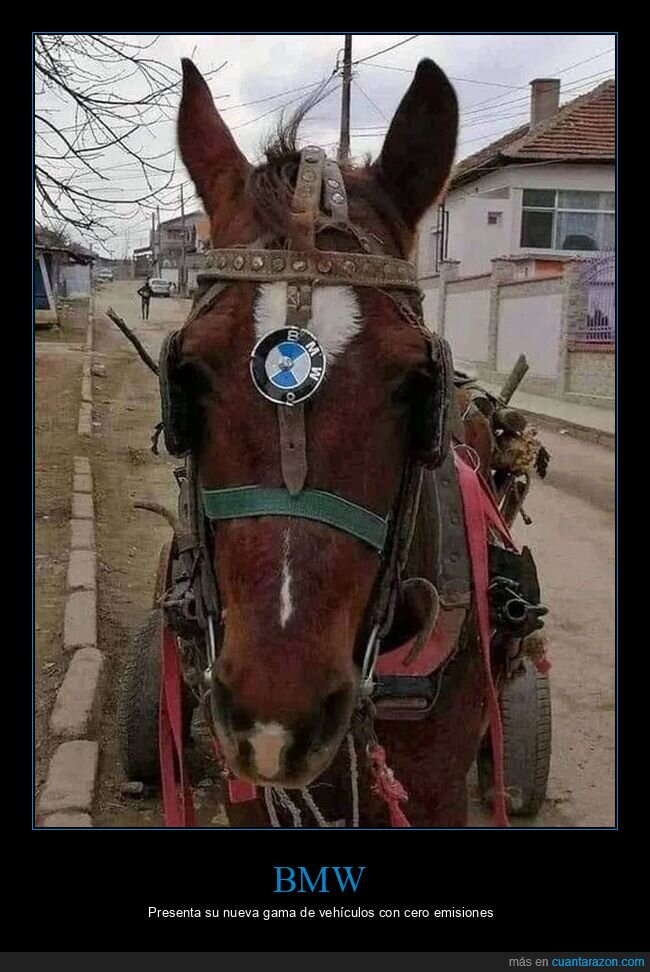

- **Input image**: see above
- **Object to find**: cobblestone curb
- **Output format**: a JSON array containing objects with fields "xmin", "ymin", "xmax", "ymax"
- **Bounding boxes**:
[{"xmin": 38, "ymin": 306, "xmax": 102, "ymax": 829}]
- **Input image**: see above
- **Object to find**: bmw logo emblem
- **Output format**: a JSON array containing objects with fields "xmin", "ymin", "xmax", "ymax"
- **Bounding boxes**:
[{"xmin": 250, "ymin": 327, "xmax": 326, "ymax": 406}]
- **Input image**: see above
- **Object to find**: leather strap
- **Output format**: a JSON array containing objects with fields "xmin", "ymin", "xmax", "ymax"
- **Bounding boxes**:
[
  {"xmin": 201, "ymin": 486, "xmax": 390, "ymax": 553},
  {"xmin": 159, "ymin": 621, "xmax": 196, "ymax": 827},
  {"xmin": 199, "ymin": 248, "xmax": 420, "ymax": 291},
  {"xmin": 277, "ymin": 404, "xmax": 307, "ymax": 495},
  {"xmin": 371, "ymin": 462, "xmax": 424, "ymax": 643},
  {"xmin": 322, "ymin": 159, "xmax": 349, "ymax": 222},
  {"xmin": 275, "ymin": 283, "xmax": 311, "ymax": 493},
  {"xmin": 289, "ymin": 146, "xmax": 325, "ymax": 249},
  {"xmin": 454, "ymin": 449, "xmax": 511, "ymax": 828}
]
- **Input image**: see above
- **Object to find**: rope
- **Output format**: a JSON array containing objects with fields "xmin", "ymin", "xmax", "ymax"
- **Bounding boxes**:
[
  {"xmin": 301, "ymin": 789, "xmax": 332, "ymax": 828},
  {"xmin": 263, "ymin": 787, "xmax": 281, "ymax": 827},
  {"xmin": 347, "ymin": 734, "xmax": 360, "ymax": 828},
  {"xmin": 265, "ymin": 787, "xmax": 303, "ymax": 827},
  {"xmin": 260, "ymin": 736, "xmax": 361, "ymax": 828}
]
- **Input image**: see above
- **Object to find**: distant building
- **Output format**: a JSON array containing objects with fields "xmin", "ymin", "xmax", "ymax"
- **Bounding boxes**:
[
  {"xmin": 133, "ymin": 246, "xmax": 153, "ymax": 278},
  {"xmin": 417, "ymin": 77, "xmax": 615, "ymax": 280},
  {"xmin": 413, "ymin": 78, "xmax": 615, "ymax": 409},
  {"xmin": 34, "ymin": 226, "xmax": 97, "ymax": 325},
  {"xmin": 151, "ymin": 210, "xmax": 210, "ymax": 270}
]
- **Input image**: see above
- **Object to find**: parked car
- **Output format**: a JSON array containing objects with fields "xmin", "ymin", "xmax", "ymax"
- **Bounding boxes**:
[
  {"xmin": 148, "ymin": 278, "xmax": 173, "ymax": 297},
  {"xmin": 95, "ymin": 269, "xmax": 114, "ymax": 282}
]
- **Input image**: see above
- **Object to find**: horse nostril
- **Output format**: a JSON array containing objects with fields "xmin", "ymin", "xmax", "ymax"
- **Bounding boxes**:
[{"xmin": 320, "ymin": 687, "xmax": 351, "ymax": 743}]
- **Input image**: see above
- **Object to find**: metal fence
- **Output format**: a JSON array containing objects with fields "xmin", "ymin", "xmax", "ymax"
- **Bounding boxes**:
[{"xmin": 574, "ymin": 253, "xmax": 615, "ymax": 344}]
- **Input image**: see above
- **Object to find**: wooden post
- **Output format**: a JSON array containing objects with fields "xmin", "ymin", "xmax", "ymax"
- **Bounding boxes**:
[{"xmin": 499, "ymin": 354, "xmax": 529, "ymax": 404}]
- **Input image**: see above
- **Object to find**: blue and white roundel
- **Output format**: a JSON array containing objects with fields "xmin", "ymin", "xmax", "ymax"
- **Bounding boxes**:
[
  {"xmin": 250, "ymin": 328, "xmax": 326, "ymax": 405},
  {"xmin": 265, "ymin": 341, "xmax": 312, "ymax": 389}
]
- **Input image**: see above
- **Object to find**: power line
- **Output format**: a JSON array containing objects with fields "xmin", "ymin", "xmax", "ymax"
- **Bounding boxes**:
[
  {"xmin": 458, "ymin": 76, "xmax": 613, "ymax": 131},
  {"xmin": 230, "ymin": 78, "xmax": 341, "ymax": 132},
  {"xmin": 546, "ymin": 44, "xmax": 616, "ymax": 78},
  {"xmin": 352, "ymin": 35, "xmax": 420, "ymax": 65},
  {"xmin": 460, "ymin": 46, "xmax": 615, "ymax": 112},
  {"xmin": 460, "ymin": 68, "xmax": 614, "ymax": 118},
  {"xmin": 351, "ymin": 77, "xmax": 389, "ymax": 122},
  {"xmin": 344, "ymin": 68, "xmax": 614, "ymax": 143},
  {"xmin": 361, "ymin": 61, "xmax": 527, "ymax": 89},
  {"xmin": 221, "ymin": 79, "xmax": 326, "ymax": 113}
]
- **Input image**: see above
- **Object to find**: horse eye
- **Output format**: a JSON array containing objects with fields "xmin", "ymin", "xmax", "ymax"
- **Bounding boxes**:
[{"xmin": 391, "ymin": 372, "xmax": 417, "ymax": 405}]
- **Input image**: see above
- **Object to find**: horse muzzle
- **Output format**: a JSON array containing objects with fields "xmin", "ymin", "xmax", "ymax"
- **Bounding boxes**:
[{"xmin": 209, "ymin": 677, "xmax": 355, "ymax": 787}]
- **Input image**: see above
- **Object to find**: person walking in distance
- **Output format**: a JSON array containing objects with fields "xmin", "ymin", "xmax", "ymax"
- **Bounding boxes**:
[{"xmin": 137, "ymin": 279, "xmax": 153, "ymax": 320}]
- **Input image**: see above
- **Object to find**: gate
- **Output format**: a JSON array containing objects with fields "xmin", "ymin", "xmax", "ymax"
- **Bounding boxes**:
[{"xmin": 578, "ymin": 254, "xmax": 615, "ymax": 344}]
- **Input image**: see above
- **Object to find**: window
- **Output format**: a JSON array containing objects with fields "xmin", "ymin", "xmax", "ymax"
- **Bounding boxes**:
[
  {"xmin": 487, "ymin": 211, "xmax": 502, "ymax": 226},
  {"xmin": 520, "ymin": 189, "xmax": 614, "ymax": 251}
]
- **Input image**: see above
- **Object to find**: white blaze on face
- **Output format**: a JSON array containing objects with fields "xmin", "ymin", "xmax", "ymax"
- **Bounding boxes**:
[
  {"xmin": 280, "ymin": 529, "xmax": 293, "ymax": 628},
  {"xmin": 254, "ymin": 282, "xmax": 363, "ymax": 360},
  {"xmin": 254, "ymin": 283, "xmax": 363, "ymax": 630},
  {"xmin": 249, "ymin": 721, "xmax": 289, "ymax": 779}
]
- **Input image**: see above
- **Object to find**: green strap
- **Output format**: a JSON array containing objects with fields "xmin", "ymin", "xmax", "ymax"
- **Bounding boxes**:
[{"xmin": 201, "ymin": 486, "xmax": 389, "ymax": 553}]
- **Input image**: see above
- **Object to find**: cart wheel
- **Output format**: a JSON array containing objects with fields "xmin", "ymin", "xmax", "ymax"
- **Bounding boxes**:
[
  {"xmin": 477, "ymin": 655, "xmax": 551, "ymax": 816},
  {"xmin": 117, "ymin": 609, "xmax": 195, "ymax": 784}
]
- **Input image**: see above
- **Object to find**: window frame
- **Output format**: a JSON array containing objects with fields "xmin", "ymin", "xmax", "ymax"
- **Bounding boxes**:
[{"xmin": 520, "ymin": 189, "xmax": 615, "ymax": 251}]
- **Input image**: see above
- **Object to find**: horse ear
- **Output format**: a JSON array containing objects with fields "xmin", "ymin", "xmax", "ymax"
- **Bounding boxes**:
[
  {"xmin": 373, "ymin": 59, "xmax": 458, "ymax": 229},
  {"xmin": 178, "ymin": 59, "xmax": 251, "ymax": 218}
]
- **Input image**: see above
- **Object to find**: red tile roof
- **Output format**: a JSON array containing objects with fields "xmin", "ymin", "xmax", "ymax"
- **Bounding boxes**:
[{"xmin": 452, "ymin": 79, "xmax": 615, "ymax": 188}]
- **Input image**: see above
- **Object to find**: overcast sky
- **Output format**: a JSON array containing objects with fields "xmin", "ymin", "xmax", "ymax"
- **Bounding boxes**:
[{"xmin": 35, "ymin": 32, "xmax": 616, "ymax": 258}]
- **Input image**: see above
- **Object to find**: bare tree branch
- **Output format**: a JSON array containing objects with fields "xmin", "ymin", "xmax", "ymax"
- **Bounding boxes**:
[{"xmin": 34, "ymin": 34, "xmax": 228, "ymax": 243}]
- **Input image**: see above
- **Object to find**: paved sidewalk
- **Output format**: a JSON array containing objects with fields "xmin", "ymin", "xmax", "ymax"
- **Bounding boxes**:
[{"xmin": 478, "ymin": 381, "xmax": 615, "ymax": 445}]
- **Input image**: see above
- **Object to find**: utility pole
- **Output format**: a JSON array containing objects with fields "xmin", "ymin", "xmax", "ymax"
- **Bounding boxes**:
[
  {"xmin": 179, "ymin": 184, "xmax": 186, "ymax": 297},
  {"xmin": 151, "ymin": 212, "xmax": 156, "ymax": 274},
  {"xmin": 156, "ymin": 205, "xmax": 161, "ymax": 277},
  {"xmin": 338, "ymin": 34, "xmax": 352, "ymax": 163}
]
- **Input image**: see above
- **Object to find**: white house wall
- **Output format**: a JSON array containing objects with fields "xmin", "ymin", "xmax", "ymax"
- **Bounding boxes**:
[
  {"xmin": 445, "ymin": 289, "xmax": 491, "ymax": 364},
  {"xmin": 497, "ymin": 289, "xmax": 564, "ymax": 378},
  {"xmin": 418, "ymin": 163, "xmax": 614, "ymax": 278}
]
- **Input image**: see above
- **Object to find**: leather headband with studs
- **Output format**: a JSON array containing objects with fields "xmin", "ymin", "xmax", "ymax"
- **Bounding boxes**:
[{"xmin": 199, "ymin": 248, "xmax": 420, "ymax": 292}]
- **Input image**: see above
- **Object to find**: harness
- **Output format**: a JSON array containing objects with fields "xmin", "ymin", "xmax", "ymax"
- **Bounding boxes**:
[
  {"xmin": 158, "ymin": 146, "xmax": 454, "ymax": 692},
  {"xmin": 155, "ymin": 146, "xmax": 517, "ymax": 828}
]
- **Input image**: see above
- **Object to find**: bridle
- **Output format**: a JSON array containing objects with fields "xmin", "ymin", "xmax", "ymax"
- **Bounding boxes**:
[{"xmin": 158, "ymin": 145, "xmax": 454, "ymax": 693}]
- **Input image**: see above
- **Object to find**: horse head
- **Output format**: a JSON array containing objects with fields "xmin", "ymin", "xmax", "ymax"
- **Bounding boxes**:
[{"xmin": 176, "ymin": 56, "xmax": 458, "ymax": 787}]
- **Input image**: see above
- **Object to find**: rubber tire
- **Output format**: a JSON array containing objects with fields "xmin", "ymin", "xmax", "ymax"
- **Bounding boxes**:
[
  {"xmin": 117, "ymin": 609, "xmax": 195, "ymax": 784},
  {"xmin": 477, "ymin": 655, "xmax": 552, "ymax": 817}
]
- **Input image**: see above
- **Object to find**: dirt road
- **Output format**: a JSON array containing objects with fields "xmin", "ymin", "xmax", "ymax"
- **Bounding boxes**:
[{"xmin": 89, "ymin": 280, "xmax": 615, "ymax": 828}]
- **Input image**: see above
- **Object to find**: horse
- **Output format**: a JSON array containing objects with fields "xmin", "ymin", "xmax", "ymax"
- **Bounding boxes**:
[{"xmin": 169, "ymin": 55, "xmax": 503, "ymax": 827}]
